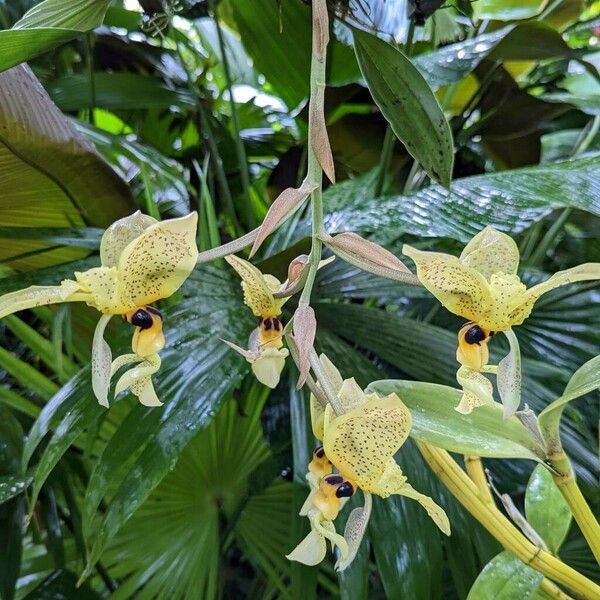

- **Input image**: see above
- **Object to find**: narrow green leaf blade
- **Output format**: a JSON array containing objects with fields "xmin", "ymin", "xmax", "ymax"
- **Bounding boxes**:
[{"xmin": 353, "ymin": 28, "xmax": 454, "ymax": 188}]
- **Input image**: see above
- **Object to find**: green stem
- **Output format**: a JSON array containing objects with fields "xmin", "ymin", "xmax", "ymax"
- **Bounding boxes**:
[
  {"xmin": 207, "ymin": 4, "xmax": 255, "ymax": 228},
  {"xmin": 418, "ymin": 442, "xmax": 600, "ymax": 599},
  {"xmin": 85, "ymin": 32, "xmax": 96, "ymax": 125},
  {"xmin": 548, "ymin": 451, "xmax": 600, "ymax": 565}
]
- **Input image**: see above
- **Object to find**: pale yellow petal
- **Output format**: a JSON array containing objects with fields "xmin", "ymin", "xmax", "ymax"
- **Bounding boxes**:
[
  {"xmin": 455, "ymin": 366, "xmax": 494, "ymax": 415},
  {"xmin": 250, "ymin": 347, "xmax": 288, "ymax": 388},
  {"xmin": 0, "ymin": 280, "xmax": 85, "ymax": 319},
  {"xmin": 403, "ymin": 244, "xmax": 492, "ymax": 324},
  {"xmin": 510, "ymin": 263, "xmax": 600, "ymax": 326},
  {"xmin": 110, "ymin": 353, "xmax": 143, "ymax": 378},
  {"xmin": 319, "ymin": 353, "xmax": 344, "ymax": 392},
  {"xmin": 286, "ymin": 529, "xmax": 327, "ymax": 566},
  {"xmin": 310, "ymin": 394, "xmax": 325, "ymax": 440},
  {"xmin": 134, "ymin": 378, "xmax": 162, "ymax": 407},
  {"xmin": 459, "ymin": 226, "xmax": 520, "ymax": 280},
  {"xmin": 91, "ymin": 314, "xmax": 113, "ymax": 408},
  {"xmin": 398, "ymin": 484, "xmax": 450, "ymax": 535},
  {"xmin": 114, "ymin": 354, "xmax": 161, "ymax": 396},
  {"xmin": 323, "ymin": 394, "xmax": 412, "ymax": 493},
  {"xmin": 117, "ymin": 212, "xmax": 198, "ymax": 310},
  {"xmin": 225, "ymin": 255, "xmax": 284, "ymax": 317},
  {"xmin": 313, "ymin": 516, "xmax": 349, "ymax": 559},
  {"xmin": 337, "ymin": 378, "xmax": 369, "ymax": 412},
  {"xmin": 100, "ymin": 211, "xmax": 158, "ymax": 267}
]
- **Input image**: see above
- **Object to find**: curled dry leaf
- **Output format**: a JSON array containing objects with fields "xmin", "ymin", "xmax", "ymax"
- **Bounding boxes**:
[
  {"xmin": 312, "ymin": 0, "xmax": 329, "ymax": 60},
  {"xmin": 321, "ymin": 232, "xmax": 414, "ymax": 282},
  {"xmin": 293, "ymin": 304, "xmax": 317, "ymax": 389},
  {"xmin": 250, "ymin": 179, "xmax": 316, "ymax": 257}
]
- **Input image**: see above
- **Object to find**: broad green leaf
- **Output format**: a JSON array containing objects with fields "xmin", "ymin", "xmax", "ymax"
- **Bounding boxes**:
[
  {"xmin": 81, "ymin": 267, "xmax": 254, "ymax": 578},
  {"xmin": 47, "ymin": 73, "xmax": 194, "ymax": 112},
  {"xmin": 316, "ymin": 155, "xmax": 600, "ymax": 244},
  {"xmin": 370, "ymin": 492, "xmax": 443, "ymax": 600},
  {"xmin": 415, "ymin": 22, "xmax": 580, "ymax": 91},
  {"xmin": 474, "ymin": 0, "xmax": 546, "ymax": 21},
  {"xmin": 368, "ymin": 380, "xmax": 543, "ymax": 460},
  {"xmin": 14, "ymin": 0, "xmax": 108, "ymax": 28},
  {"xmin": 466, "ymin": 551, "xmax": 542, "ymax": 600},
  {"xmin": 353, "ymin": 28, "xmax": 454, "ymax": 188},
  {"xmin": 0, "ymin": 0, "xmax": 111, "ymax": 73},
  {"xmin": 0, "ymin": 407, "xmax": 25, "ymax": 600},
  {"xmin": 538, "ymin": 354, "xmax": 600, "ymax": 450},
  {"xmin": 0, "ymin": 65, "xmax": 134, "ymax": 271},
  {"xmin": 525, "ymin": 464, "xmax": 572, "ymax": 554},
  {"xmin": 26, "ymin": 370, "xmax": 102, "ymax": 513}
]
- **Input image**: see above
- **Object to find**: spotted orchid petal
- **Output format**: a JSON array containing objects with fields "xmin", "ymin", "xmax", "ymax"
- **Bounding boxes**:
[
  {"xmin": 335, "ymin": 492, "xmax": 372, "ymax": 572},
  {"xmin": 459, "ymin": 226, "xmax": 520, "ymax": 280},
  {"xmin": 0, "ymin": 279, "xmax": 86, "ymax": 319},
  {"xmin": 323, "ymin": 394, "xmax": 412, "ymax": 494},
  {"xmin": 455, "ymin": 366, "xmax": 495, "ymax": 415},
  {"xmin": 74, "ymin": 267, "xmax": 121, "ymax": 314},
  {"xmin": 116, "ymin": 212, "xmax": 198, "ymax": 312},
  {"xmin": 225, "ymin": 255, "xmax": 287, "ymax": 317},
  {"xmin": 510, "ymin": 263, "xmax": 600, "ymax": 326},
  {"xmin": 497, "ymin": 329, "xmax": 522, "ymax": 418},
  {"xmin": 100, "ymin": 210, "xmax": 158, "ymax": 267},
  {"xmin": 403, "ymin": 244, "xmax": 493, "ymax": 325},
  {"xmin": 91, "ymin": 314, "xmax": 114, "ymax": 408}
]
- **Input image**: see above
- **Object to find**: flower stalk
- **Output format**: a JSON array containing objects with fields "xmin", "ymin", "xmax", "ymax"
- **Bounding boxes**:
[{"xmin": 417, "ymin": 441, "xmax": 600, "ymax": 599}]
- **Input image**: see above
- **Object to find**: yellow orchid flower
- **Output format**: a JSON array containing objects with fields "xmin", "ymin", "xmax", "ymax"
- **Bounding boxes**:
[
  {"xmin": 0, "ymin": 211, "xmax": 198, "ymax": 407},
  {"xmin": 403, "ymin": 226, "xmax": 600, "ymax": 415},
  {"xmin": 288, "ymin": 355, "xmax": 450, "ymax": 571},
  {"xmin": 223, "ymin": 255, "xmax": 291, "ymax": 388}
]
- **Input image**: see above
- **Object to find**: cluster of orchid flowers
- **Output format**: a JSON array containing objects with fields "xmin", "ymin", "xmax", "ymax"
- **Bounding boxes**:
[{"xmin": 1, "ymin": 211, "xmax": 599, "ymax": 571}]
